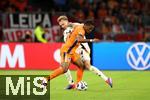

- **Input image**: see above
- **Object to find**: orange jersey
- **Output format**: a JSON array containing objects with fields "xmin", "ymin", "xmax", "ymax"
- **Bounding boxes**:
[{"xmin": 60, "ymin": 25, "xmax": 85, "ymax": 54}]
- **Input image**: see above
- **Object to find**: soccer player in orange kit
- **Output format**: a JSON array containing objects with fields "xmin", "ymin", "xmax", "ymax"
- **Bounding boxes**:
[
  {"xmin": 57, "ymin": 16, "xmax": 112, "ymax": 89},
  {"xmin": 42, "ymin": 16, "xmax": 112, "ymax": 90}
]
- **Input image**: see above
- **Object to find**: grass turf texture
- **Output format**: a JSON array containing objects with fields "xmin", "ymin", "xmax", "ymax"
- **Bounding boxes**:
[{"xmin": 0, "ymin": 70, "xmax": 150, "ymax": 100}]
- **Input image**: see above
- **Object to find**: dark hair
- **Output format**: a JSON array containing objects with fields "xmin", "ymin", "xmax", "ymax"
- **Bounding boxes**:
[{"xmin": 84, "ymin": 19, "xmax": 94, "ymax": 26}]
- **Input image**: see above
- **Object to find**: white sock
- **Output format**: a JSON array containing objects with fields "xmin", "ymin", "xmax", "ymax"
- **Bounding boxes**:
[
  {"xmin": 65, "ymin": 69, "xmax": 74, "ymax": 84},
  {"xmin": 90, "ymin": 65, "xmax": 108, "ymax": 81}
]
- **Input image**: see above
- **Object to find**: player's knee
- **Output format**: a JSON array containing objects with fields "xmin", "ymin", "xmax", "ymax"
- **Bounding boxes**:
[
  {"xmin": 84, "ymin": 61, "xmax": 91, "ymax": 70},
  {"xmin": 76, "ymin": 59, "xmax": 85, "ymax": 68},
  {"xmin": 63, "ymin": 67, "xmax": 68, "ymax": 73},
  {"xmin": 61, "ymin": 62, "xmax": 69, "ymax": 73}
]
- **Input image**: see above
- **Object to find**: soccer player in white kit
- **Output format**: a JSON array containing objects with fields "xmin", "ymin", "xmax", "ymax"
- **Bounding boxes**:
[{"xmin": 58, "ymin": 16, "xmax": 113, "ymax": 89}]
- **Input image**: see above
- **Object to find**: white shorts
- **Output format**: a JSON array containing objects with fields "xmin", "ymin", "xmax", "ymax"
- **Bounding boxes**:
[{"xmin": 76, "ymin": 48, "xmax": 91, "ymax": 62}]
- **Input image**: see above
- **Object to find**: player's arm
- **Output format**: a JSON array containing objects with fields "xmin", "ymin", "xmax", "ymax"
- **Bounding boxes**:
[
  {"xmin": 77, "ymin": 34, "xmax": 100, "ymax": 43},
  {"xmin": 78, "ymin": 39, "xmax": 113, "ymax": 43},
  {"xmin": 75, "ymin": 26, "xmax": 100, "ymax": 43},
  {"xmin": 77, "ymin": 35, "xmax": 113, "ymax": 43},
  {"xmin": 78, "ymin": 38, "xmax": 100, "ymax": 43}
]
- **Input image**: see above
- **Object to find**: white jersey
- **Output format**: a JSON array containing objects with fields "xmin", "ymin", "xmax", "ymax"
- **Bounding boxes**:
[
  {"xmin": 63, "ymin": 26, "xmax": 73, "ymax": 42},
  {"xmin": 63, "ymin": 22, "xmax": 81, "ymax": 42},
  {"xmin": 63, "ymin": 23, "xmax": 91, "ymax": 61}
]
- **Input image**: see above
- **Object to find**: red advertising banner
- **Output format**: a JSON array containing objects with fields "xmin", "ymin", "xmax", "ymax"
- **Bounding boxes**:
[
  {"xmin": 3, "ymin": 27, "xmax": 62, "ymax": 42},
  {"xmin": 0, "ymin": 43, "xmax": 76, "ymax": 70}
]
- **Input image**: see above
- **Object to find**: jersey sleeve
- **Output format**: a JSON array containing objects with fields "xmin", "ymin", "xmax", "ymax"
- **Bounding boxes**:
[
  {"xmin": 75, "ymin": 26, "xmax": 85, "ymax": 38},
  {"xmin": 63, "ymin": 27, "xmax": 73, "ymax": 42}
]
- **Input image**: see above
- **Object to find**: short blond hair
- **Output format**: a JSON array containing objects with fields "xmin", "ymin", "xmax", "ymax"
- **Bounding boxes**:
[{"xmin": 57, "ymin": 15, "xmax": 68, "ymax": 22}]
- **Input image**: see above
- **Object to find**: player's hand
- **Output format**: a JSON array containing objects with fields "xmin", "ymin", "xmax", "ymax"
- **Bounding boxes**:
[{"xmin": 93, "ymin": 38, "xmax": 100, "ymax": 42}]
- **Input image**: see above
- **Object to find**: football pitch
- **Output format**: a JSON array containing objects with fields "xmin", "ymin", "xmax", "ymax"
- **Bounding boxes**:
[{"xmin": 0, "ymin": 70, "xmax": 150, "ymax": 100}]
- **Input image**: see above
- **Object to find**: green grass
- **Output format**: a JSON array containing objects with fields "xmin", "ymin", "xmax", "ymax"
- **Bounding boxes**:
[{"xmin": 0, "ymin": 70, "xmax": 150, "ymax": 100}]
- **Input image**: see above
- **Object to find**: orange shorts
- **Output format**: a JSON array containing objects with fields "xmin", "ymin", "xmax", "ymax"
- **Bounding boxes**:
[{"xmin": 60, "ymin": 52, "xmax": 80, "ymax": 64}]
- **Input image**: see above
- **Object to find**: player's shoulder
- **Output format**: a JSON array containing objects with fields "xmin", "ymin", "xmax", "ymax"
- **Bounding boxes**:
[
  {"xmin": 74, "ymin": 24, "xmax": 84, "ymax": 31},
  {"xmin": 72, "ymin": 22, "xmax": 81, "ymax": 26}
]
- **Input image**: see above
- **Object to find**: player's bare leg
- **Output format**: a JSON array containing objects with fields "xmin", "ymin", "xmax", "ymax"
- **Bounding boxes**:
[
  {"xmin": 65, "ymin": 68, "xmax": 84, "ymax": 90},
  {"xmin": 41, "ymin": 62, "xmax": 70, "ymax": 89},
  {"xmin": 73, "ymin": 58, "xmax": 85, "ymax": 83},
  {"xmin": 84, "ymin": 60, "xmax": 113, "ymax": 88},
  {"xmin": 65, "ymin": 58, "xmax": 85, "ymax": 90},
  {"xmin": 47, "ymin": 62, "xmax": 69, "ymax": 81}
]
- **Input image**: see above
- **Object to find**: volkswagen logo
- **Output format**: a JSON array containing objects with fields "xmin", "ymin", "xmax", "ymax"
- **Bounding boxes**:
[{"xmin": 126, "ymin": 42, "xmax": 150, "ymax": 70}]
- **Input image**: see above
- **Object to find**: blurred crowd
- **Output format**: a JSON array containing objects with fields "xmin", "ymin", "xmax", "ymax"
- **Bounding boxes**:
[{"xmin": 0, "ymin": 0, "xmax": 150, "ymax": 41}]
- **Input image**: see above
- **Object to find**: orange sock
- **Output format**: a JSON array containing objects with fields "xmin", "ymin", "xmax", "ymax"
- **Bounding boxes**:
[
  {"xmin": 76, "ymin": 68, "xmax": 84, "ymax": 83},
  {"xmin": 47, "ymin": 67, "xmax": 64, "ymax": 81}
]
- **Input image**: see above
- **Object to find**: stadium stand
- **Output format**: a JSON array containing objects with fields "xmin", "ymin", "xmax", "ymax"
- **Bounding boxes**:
[{"xmin": 0, "ymin": 0, "xmax": 149, "ymax": 42}]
